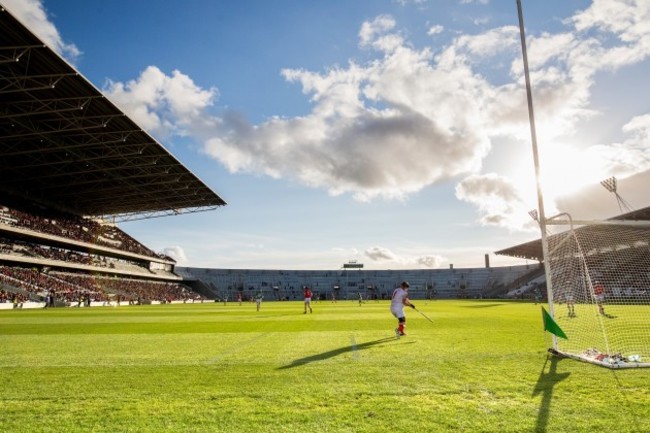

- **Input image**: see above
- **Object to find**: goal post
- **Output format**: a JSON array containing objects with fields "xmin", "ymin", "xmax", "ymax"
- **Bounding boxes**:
[
  {"xmin": 516, "ymin": 0, "xmax": 649, "ymax": 368},
  {"xmin": 544, "ymin": 216, "xmax": 650, "ymax": 368}
]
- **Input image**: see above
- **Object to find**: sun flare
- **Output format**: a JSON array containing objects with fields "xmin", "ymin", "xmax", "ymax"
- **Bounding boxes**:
[{"xmin": 511, "ymin": 141, "xmax": 607, "ymax": 211}]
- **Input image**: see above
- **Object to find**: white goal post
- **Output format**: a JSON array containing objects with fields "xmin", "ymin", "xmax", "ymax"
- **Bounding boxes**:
[
  {"xmin": 516, "ymin": 1, "xmax": 649, "ymax": 368},
  {"xmin": 544, "ymin": 215, "xmax": 650, "ymax": 368}
]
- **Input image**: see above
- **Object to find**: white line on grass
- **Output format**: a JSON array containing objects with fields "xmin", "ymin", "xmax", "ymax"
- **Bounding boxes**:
[{"xmin": 349, "ymin": 334, "xmax": 360, "ymax": 360}]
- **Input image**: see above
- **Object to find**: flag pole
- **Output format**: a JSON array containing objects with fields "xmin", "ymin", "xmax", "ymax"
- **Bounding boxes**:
[{"xmin": 516, "ymin": 0, "xmax": 557, "ymax": 348}]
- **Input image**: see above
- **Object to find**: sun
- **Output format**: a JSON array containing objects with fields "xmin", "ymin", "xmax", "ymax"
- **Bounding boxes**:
[
  {"xmin": 510, "ymin": 141, "xmax": 606, "ymax": 210},
  {"xmin": 538, "ymin": 142, "xmax": 606, "ymax": 201}
]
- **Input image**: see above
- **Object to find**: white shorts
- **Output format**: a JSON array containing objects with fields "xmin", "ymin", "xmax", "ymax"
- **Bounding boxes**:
[
  {"xmin": 390, "ymin": 305, "xmax": 404, "ymax": 319},
  {"xmin": 304, "ymin": 298, "xmax": 312, "ymax": 304}
]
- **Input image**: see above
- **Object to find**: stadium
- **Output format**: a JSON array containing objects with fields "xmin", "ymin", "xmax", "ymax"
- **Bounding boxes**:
[{"xmin": 2, "ymin": 4, "xmax": 649, "ymax": 433}]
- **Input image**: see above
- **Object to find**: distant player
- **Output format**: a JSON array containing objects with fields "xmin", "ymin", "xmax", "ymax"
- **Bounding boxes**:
[
  {"xmin": 593, "ymin": 280, "xmax": 606, "ymax": 316},
  {"xmin": 391, "ymin": 281, "xmax": 415, "ymax": 337},
  {"xmin": 255, "ymin": 292, "xmax": 263, "ymax": 312},
  {"xmin": 304, "ymin": 287, "xmax": 313, "ymax": 314},
  {"xmin": 564, "ymin": 288, "xmax": 576, "ymax": 317}
]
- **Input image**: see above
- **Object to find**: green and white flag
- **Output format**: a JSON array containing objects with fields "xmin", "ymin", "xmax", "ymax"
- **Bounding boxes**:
[{"xmin": 541, "ymin": 306, "xmax": 567, "ymax": 339}]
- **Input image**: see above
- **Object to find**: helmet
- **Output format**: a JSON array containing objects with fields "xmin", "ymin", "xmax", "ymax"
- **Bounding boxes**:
[{"xmin": 401, "ymin": 281, "xmax": 410, "ymax": 288}]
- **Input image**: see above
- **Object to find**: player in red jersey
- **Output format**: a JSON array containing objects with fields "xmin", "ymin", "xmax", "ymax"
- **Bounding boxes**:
[{"xmin": 304, "ymin": 287, "xmax": 313, "ymax": 314}]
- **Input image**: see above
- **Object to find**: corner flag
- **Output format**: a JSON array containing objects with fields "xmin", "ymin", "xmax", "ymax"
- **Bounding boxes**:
[{"xmin": 541, "ymin": 307, "xmax": 567, "ymax": 339}]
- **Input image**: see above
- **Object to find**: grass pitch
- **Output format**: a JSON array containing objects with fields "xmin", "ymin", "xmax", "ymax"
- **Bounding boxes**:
[{"xmin": 1, "ymin": 300, "xmax": 648, "ymax": 432}]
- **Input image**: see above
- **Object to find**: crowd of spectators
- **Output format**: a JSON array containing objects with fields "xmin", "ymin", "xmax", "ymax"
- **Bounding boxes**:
[
  {"xmin": 0, "ymin": 265, "xmax": 100, "ymax": 302},
  {"xmin": 0, "ymin": 204, "xmax": 205, "ymax": 307},
  {"xmin": 52, "ymin": 272, "xmax": 204, "ymax": 304},
  {"xmin": 0, "ymin": 265, "xmax": 204, "ymax": 305},
  {"xmin": 0, "ymin": 204, "xmax": 167, "ymax": 260},
  {"xmin": 0, "ymin": 288, "xmax": 29, "ymax": 305},
  {"xmin": 0, "ymin": 236, "xmax": 151, "ymax": 273}
]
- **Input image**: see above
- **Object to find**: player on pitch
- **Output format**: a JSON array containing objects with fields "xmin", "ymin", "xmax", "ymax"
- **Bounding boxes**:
[
  {"xmin": 391, "ymin": 281, "xmax": 416, "ymax": 337},
  {"xmin": 304, "ymin": 286, "xmax": 313, "ymax": 314}
]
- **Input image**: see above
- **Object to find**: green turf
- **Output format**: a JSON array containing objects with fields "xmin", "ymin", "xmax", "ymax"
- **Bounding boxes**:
[{"xmin": 1, "ymin": 300, "xmax": 648, "ymax": 432}]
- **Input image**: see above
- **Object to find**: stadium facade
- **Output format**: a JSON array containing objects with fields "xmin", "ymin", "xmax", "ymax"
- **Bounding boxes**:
[{"xmin": 175, "ymin": 265, "xmax": 539, "ymax": 301}]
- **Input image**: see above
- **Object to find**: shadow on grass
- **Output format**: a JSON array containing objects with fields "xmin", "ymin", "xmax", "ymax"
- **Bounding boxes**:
[
  {"xmin": 532, "ymin": 350, "xmax": 570, "ymax": 432},
  {"xmin": 278, "ymin": 337, "xmax": 396, "ymax": 369}
]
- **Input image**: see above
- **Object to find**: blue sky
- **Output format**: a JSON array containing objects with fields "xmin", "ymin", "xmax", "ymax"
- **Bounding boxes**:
[{"xmin": 4, "ymin": 0, "xmax": 650, "ymax": 270}]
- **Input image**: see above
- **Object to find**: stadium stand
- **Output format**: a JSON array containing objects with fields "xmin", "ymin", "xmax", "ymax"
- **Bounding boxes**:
[
  {"xmin": 174, "ymin": 265, "xmax": 537, "ymax": 302},
  {"xmin": 495, "ymin": 207, "xmax": 650, "ymax": 303},
  {"xmin": 0, "ymin": 6, "xmax": 225, "ymax": 307},
  {"xmin": 494, "ymin": 207, "xmax": 650, "ymax": 262}
]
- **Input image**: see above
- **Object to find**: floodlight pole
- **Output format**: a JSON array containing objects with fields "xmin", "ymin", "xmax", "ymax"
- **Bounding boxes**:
[
  {"xmin": 600, "ymin": 176, "xmax": 634, "ymax": 214},
  {"xmin": 516, "ymin": 0, "xmax": 557, "ymax": 347}
]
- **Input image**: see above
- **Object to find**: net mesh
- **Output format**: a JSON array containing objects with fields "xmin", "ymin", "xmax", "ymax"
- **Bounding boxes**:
[{"xmin": 546, "ymin": 222, "xmax": 650, "ymax": 368}]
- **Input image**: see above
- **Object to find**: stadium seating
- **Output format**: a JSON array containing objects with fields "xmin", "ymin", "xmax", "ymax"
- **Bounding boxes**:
[
  {"xmin": 175, "ymin": 265, "xmax": 536, "ymax": 302},
  {"xmin": 0, "ymin": 200, "xmax": 203, "ymax": 306}
]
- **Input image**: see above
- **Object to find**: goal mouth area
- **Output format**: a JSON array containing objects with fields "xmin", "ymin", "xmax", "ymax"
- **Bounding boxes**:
[
  {"xmin": 541, "ymin": 216, "xmax": 650, "ymax": 369},
  {"xmin": 549, "ymin": 349, "xmax": 650, "ymax": 369}
]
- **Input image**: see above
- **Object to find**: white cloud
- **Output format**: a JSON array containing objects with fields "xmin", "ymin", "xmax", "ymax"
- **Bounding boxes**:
[
  {"xmin": 359, "ymin": 15, "xmax": 397, "ymax": 48},
  {"xmin": 2, "ymin": 0, "xmax": 80, "ymax": 63},
  {"xmin": 364, "ymin": 246, "xmax": 446, "ymax": 269},
  {"xmin": 572, "ymin": 0, "xmax": 650, "ymax": 47},
  {"xmin": 358, "ymin": 15, "xmax": 404, "ymax": 52},
  {"xmin": 454, "ymin": 26, "xmax": 520, "ymax": 58},
  {"xmin": 583, "ymin": 114, "xmax": 650, "ymax": 177},
  {"xmin": 415, "ymin": 255, "xmax": 446, "ymax": 268},
  {"xmin": 427, "ymin": 25, "xmax": 444, "ymax": 36},
  {"xmin": 365, "ymin": 246, "xmax": 398, "ymax": 261},
  {"xmin": 161, "ymin": 246, "xmax": 189, "ymax": 265},
  {"xmin": 455, "ymin": 173, "xmax": 535, "ymax": 230},
  {"xmin": 103, "ymin": 66, "xmax": 218, "ymax": 138}
]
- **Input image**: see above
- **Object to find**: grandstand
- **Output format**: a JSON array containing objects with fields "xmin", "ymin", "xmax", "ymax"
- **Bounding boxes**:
[
  {"xmin": 175, "ymin": 264, "xmax": 539, "ymax": 302},
  {"xmin": 0, "ymin": 6, "xmax": 226, "ymax": 308},
  {"xmin": 494, "ymin": 207, "xmax": 650, "ymax": 297},
  {"xmin": 495, "ymin": 206, "xmax": 650, "ymax": 262}
]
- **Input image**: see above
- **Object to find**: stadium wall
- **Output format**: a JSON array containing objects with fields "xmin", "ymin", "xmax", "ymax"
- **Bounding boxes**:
[{"xmin": 175, "ymin": 264, "xmax": 537, "ymax": 301}]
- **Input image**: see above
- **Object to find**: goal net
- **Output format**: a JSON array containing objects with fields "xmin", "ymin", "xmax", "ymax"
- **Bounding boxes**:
[{"xmin": 545, "ymin": 220, "xmax": 650, "ymax": 368}]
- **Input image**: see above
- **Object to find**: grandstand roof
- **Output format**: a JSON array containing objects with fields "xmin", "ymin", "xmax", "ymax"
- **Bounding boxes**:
[
  {"xmin": 0, "ymin": 6, "xmax": 226, "ymax": 222},
  {"xmin": 495, "ymin": 206, "xmax": 650, "ymax": 261}
]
